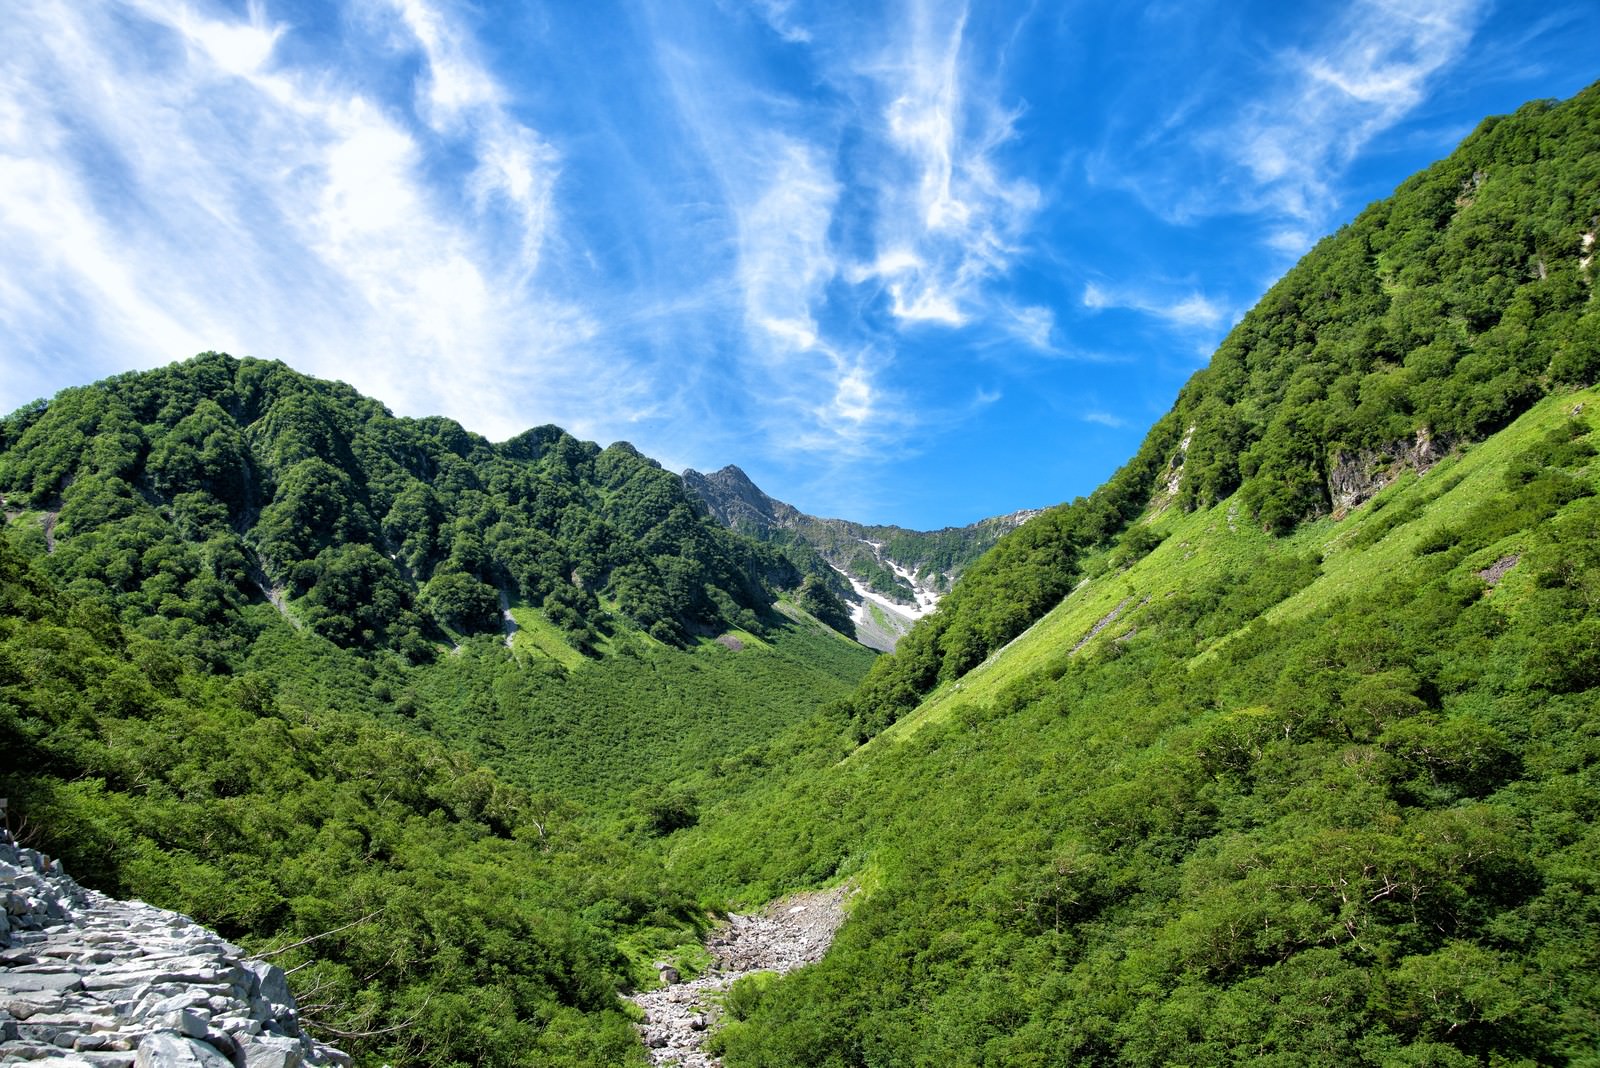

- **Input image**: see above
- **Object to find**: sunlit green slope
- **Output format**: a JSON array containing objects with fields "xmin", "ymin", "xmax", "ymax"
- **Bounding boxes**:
[{"xmin": 666, "ymin": 83, "xmax": 1600, "ymax": 1067}]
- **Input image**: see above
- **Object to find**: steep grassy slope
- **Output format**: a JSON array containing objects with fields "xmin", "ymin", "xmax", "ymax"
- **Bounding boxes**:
[
  {"xmin": 824, "ymin": 82, "xmax": 1598, "ymax": 747},
  {"xmin": 679, "ymin": 385, "xmax": 1600, "ymax": 1068},
  {"xmin": 661, "ymin": 85, "xmax": 1600, "ymax": 1066}
]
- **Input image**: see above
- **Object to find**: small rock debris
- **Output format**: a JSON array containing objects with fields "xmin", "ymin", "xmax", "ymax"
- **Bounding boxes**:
[
  {"xmin": 1477, "ymin": 554, "xmax": 1519, "ymax": 588},
  {"xmin": 628, "ymin": 884, "xmax": 853, "ymax": 1067}
]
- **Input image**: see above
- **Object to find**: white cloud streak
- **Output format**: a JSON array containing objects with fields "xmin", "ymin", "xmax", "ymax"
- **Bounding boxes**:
[
  {"xmin": 1218, "ymin": 0, "xmax": 1485, "ymax": 223},
  {"xmin": 1094, "ymin": 0, "xmax": 1485, "ymax": 241},
  {"xmin": 855, "ymin": 0, "xmax": 1041, "ymax": 329},
  {"xmin": 650, "ymin": 16, "xmax": 912, "ymax": 463},
  {"xmin": 1082, "ymin": 282, "xmax": 1227, "ymax": 331},
  {"xmin": 0, "ymin": 0, "xmax": 632, "ymax": 441},
  {"xmin": 644, "ymin": 0, "xmax": 1049, "ymax": 464}
]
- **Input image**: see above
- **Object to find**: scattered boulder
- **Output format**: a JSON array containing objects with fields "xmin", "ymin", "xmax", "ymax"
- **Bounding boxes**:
[{"xmin": 1478, "ymin": 554, "xmax": 1519, "ymax": 588}]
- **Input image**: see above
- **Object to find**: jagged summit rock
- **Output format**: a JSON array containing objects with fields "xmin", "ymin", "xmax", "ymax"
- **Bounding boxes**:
[
  {"xmin": 0, "ymin": 829, "xmax": 346, "ymax": 1068},
  {"xmin": 681, "ymin": 465, "xmax": 797, "ymax": 534}
]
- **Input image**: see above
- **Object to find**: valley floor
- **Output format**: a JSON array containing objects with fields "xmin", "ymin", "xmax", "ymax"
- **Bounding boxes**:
[{"xmin": 628, "ymin": 885, "xmax": 853, "ymax": 1067}]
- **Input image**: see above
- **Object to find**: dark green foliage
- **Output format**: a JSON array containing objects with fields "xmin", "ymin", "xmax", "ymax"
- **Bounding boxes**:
[
  {"xmin": 0, "ymin": 354, "xmax": 820, "ymax": 655},
  {"xmin": 795, "ymin": 574, "xmax": 854, "ymax": 636},
  {"xmin": 301, "ymin": 543, "xmax": 424, "ymax": 651},
  {"xmin": 1167, "ymin": 85, "xmax": 1600, "ymax": 525},
  {"xmin": 637, "ymin": 786, "xmax": 699, "ymax": 836},
  {"xmin": 419, "ymin": 570, "xmax": 502, "ymax": 634},
  {"xmin": 0, "ymin": 538, "xmax": 677, "ymax": 1066}
]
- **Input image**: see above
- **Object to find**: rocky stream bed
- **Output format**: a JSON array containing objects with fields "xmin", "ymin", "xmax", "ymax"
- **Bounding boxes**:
[{"xmin": 628, "ymin": 884, "xmax": 853, "ymax": 1067}]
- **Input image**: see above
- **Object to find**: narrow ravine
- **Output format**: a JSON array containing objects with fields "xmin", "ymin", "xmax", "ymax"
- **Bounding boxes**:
[{"xmin": 628, "ymin": 884, "xmax": 853, "ymax": 1067}]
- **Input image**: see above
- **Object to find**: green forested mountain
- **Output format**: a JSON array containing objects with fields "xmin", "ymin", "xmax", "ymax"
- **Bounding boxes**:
[
  {"xmin": 658, "ymin": 85, "xmax": 1600, "ymax": 1065},
  {"xmin": 0, "ymin": 355, "xmax": 877, "ymax": 1064},
  {"xmin": 3, "ymin": 82, "xmax": 1599, "ymax": 1068},
  {"xmin": 683, "ymin": 463, "xmax": 1037, "ymax": 650},
  {"xmin": 0, "ymin": 353, "xmax": 844, "ymax": 662}
]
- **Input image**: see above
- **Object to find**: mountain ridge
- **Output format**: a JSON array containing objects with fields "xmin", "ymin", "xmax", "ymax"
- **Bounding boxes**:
[{"xmin": 682, "ymin": 463, "xmax": 1040, "ymax": 650}]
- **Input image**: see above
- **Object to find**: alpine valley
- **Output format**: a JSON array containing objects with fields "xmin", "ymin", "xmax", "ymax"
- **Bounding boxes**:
[{"xmin": 3, "ymin": 81, "xmax": 1600, "ymax": 1068}]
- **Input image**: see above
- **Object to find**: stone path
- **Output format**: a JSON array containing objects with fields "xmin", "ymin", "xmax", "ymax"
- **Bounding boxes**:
[
  {"xmin": 628, "ymin": 884, "xmax": 853, "ymax": 1067},
  {"xmin": 0, "ymin": 830, "xmax": 345, "ymax": 1067}
]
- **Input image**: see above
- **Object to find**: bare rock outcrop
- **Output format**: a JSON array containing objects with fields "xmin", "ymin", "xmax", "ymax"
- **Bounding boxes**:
[
  {"xmin": 1328, "ymin": 428, "xmax": 1446, "ymax": 515},
  {"xmin": 0, "ymin": 829, "xmax": 346, "ymax": 1067}
]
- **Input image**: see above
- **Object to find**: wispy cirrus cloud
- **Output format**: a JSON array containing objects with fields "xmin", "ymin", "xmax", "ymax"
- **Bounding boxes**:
[
  {"xmin": 1080, "ymin": 409, "xmax": 1128, "ymax": 429},
  {"xmin": 1217, "ymin": 0, "xmax": 1486, "ymax": 223},
  {"xmin": 647, "ymin": 19, "xmax": 895, "ymax": 461},
  {"xmin": 734, "ymin": 137, "xmax": 905, "ymax": 455},
  {"xmin": 0, "ymin": 0, "xmax": 634, "ymax": 441},
  {"xmin": 388, "ymin": 0, "xmax": 560, "ymax": 277},
  {"xmin": 1094, "ymin": 0, "xmax": 1486, "ymax": 235},
  {"xmin": 641, "ymin": 0, "xmax": 1051, "ymax": 465},
  {"xmin": 851, "ymin": 1, "xmax": 1042, "ymax": 329},
  {"xmin": 1082, "ymin": 281, "xmax": 1228, "ymax": 331}
]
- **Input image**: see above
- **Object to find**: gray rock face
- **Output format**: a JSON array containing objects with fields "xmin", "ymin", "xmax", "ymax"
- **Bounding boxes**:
[
  {"xmin": 0, "ymin": 830, "xmax": 347, "ymax": 1067},
  {"xmin": 1327, "ymin": 428, "xmax": 1446, "ymax": 514}
]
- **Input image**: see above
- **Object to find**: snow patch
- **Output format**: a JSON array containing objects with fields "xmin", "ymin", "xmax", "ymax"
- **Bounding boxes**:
[{"xmin": 840, "ymin": 569, "xmax": 938, "ymax": 623}]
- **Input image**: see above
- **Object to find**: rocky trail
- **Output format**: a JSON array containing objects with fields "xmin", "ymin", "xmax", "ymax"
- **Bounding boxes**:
[{"xmin": 628, "ymin": 884, "xmax": 853, "ymax": 1067}]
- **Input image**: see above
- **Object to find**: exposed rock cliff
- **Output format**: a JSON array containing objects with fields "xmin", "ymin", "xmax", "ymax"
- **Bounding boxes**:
[
  {"xmin": 1326, "ymin": 428, "xmax": 1447, "ymax": 514},
  {"xmin": 0, "ymin": 830, "xmax": 346, "ymax": 1067}
]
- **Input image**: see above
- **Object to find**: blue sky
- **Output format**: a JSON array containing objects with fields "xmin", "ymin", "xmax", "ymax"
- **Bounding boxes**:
[{"xmin": 2, "ymin": 0, "xmax": 1596, "ymax": 528}]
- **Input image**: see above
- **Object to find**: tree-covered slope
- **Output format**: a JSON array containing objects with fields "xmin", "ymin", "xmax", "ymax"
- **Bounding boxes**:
[
  {"xmin": 828, "ymin": 82, "xmax": 1600, "ymax": 745},
  {"xmin": 657, "ymin": 84, "xmax": 1600, "ymax": 1066},
  {"xmin": 0, "ymin": 355, "xmax": 879, "ymax": 1065},
  {"xmin": 0, "ymin": 536, "xmax": 679, "ymax": 1066},
  {"xmin": 0, "ymin": 352, "xmax": 877, "ymax": 798},
  {"xmin": 0, "ymin": 353, "xmax": 820, "ymax": 663}
]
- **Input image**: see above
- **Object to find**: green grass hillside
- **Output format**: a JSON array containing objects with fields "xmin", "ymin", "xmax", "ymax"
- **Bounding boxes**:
[
  {"xmin": 673, "ymin": 384, "xmax": 1600, "ymax": 1067},
  {"xmin": 660, "ymin": 83, "xmax": 1600, "ymax": 1066}
]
